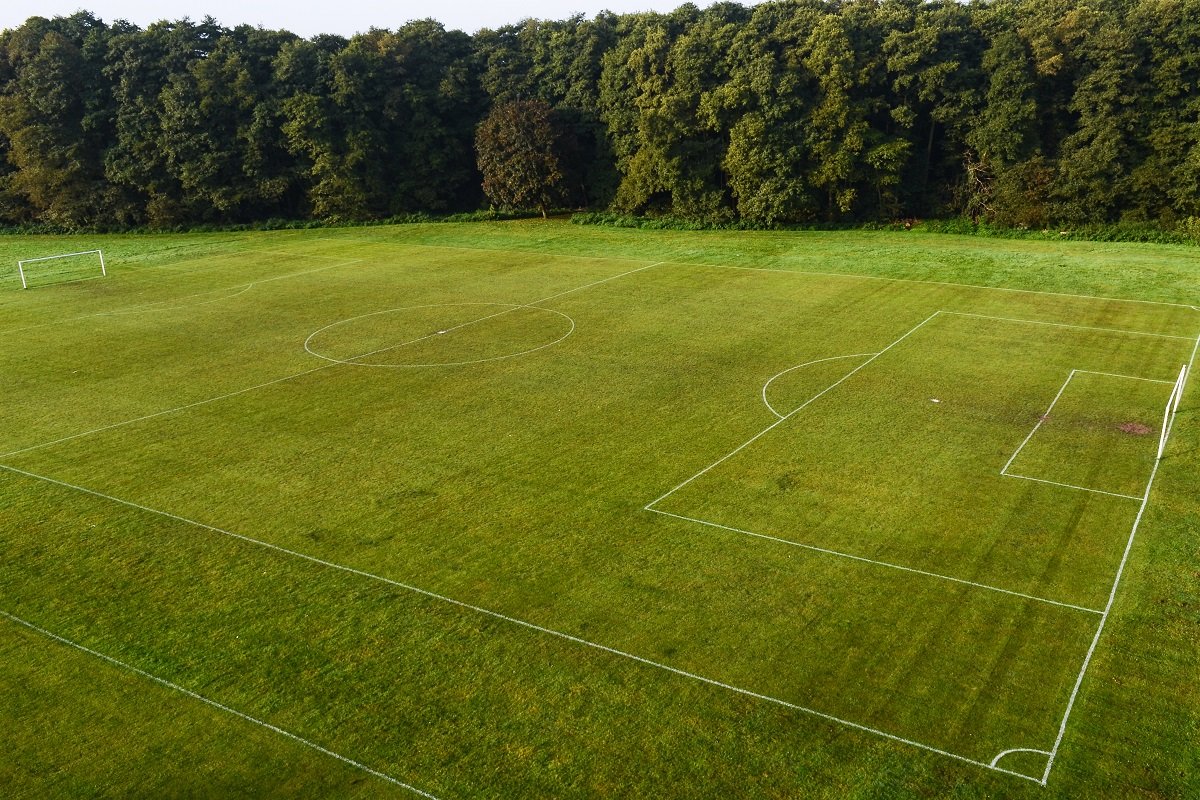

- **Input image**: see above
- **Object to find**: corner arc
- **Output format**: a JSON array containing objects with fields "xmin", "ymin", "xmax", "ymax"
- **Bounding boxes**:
[{"xmin": 990, "ymin": 746, "xmax": 1052, "ymax": 779}]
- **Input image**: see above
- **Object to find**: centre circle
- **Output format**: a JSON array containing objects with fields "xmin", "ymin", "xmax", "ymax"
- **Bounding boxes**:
[{"xmin": 303, "ymin": 302, "xmax": 575, "ymax": 367}]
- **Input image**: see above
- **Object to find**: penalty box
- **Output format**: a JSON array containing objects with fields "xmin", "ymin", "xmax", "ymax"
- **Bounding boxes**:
[{"xmin": 646, "ymin": 309, "xmax": 1192, "ymax": 775}]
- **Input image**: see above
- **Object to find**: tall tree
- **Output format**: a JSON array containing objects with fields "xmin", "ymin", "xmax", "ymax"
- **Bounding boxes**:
[
  {"xmin": 718, "ymin": 0, "xmax": 825, "ymax": 224},
  {"xmin": 104, "ymin": 17, "xmax": 225, "ymax": 225},
  {"xmin": 1051, "ymin": 6, "xmax": 1138, "ymax": 222},
  {"xmin": 0, "ymin": 13, "xmax": 119, "ymax": 226},
  {"xmin": 966, "ymin": 28, "xmax": 1043, "ymax": 225},
  {"xmin": 803, "ymin": 13, "xmax": 868, "ymax": 218},
  {"xmin": 475, "ymin": 99, "xmax": 564, "ymax": 217}
]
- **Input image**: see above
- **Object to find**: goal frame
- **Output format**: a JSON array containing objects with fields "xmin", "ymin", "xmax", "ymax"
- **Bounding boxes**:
[
  {"xmin": 1157, "ymin": 364, "xmax": 1189, "ymax": 459},
  {"xmin": 16, "ymin": 249, "xmax": 107, "ymax": 289}
]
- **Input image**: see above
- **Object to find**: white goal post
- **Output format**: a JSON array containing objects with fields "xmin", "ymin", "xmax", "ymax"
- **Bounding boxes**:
[
  {"xmin": 16, "ymin": 249, "xmax": 107, "ymax": 289},
  {"xmin": 1157, "ymin": 364, "xmax": 1189, "ymax": 459}
]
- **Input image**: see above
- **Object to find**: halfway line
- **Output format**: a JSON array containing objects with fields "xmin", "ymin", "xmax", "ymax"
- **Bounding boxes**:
[{"xmin": 1, "ymin": 261, "xmax": 662, "ymax": 459}]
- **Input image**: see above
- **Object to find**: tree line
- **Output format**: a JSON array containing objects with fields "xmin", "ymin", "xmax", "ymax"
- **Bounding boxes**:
[{"xmin": 1, "ymin": 0, "xmax": 1198, "ymax": 230}]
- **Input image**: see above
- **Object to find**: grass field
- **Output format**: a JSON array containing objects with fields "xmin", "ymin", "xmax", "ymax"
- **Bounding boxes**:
[{"xmin": 1, "ymin": 221, "xmax": 1198, "ymax": 798}]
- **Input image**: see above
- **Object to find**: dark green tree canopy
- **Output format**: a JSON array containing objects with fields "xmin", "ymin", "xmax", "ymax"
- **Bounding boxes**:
[{"xmin": 1, "ymin": 1, "xmax": 1198, "ymax": 230}]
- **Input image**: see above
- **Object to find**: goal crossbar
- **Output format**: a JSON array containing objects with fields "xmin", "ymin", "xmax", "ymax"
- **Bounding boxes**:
[
  {"xmin": 1157, "ymin": 364, "xmax": 1189, "ymax": 459},
  {"xmin": 17, "ymin": 249, "xmax": 106, "ymax": 289}
]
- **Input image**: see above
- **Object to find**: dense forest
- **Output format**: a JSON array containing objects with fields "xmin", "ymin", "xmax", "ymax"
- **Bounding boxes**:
[{"xmin": 0, "ymin": 0, "xmax": 1198, "ymax": 230}]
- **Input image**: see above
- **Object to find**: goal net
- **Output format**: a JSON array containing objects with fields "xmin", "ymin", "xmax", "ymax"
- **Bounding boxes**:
[{"xmin": 16, "ymin": 249, "xmax": 107, "ymax": 289}]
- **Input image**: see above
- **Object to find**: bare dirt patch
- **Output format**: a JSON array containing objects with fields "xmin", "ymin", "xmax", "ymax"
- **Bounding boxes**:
[{"xmin": 1118, "ymin": 422, "xmax": 1152, "ymax": 435}]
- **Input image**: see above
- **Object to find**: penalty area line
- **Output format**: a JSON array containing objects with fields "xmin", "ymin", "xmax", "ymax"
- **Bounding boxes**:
[
  {"xmin": 1001, "ymin": 371, "xmax": 1077, "ymax": 476},
  {"xmin": 0, "ymin": 610, "xmax": 439, "ymax": 799},
  {"xmin": 0, "ymin": 258, "xmax": 366, "ymax": 337},
  {"xmin": 648, "ymin": 509, "xmax": 1102, "ymax": 615},
  {"xmin": 0, "ymin": 462, "xmax": 1038, "ymax": 785},
  {"xmin": 1040, "ymin": 329, "xmax": 1200, "ymax": 785},
  {"xmin": 646, "ymin": 311, "xmax": 941, "ymax": 510}
]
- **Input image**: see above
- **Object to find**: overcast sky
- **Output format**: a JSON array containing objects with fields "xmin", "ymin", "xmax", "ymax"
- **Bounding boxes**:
[{"xmin": 0, "ymin": 1, "xmax": 706, "ymax": 37}]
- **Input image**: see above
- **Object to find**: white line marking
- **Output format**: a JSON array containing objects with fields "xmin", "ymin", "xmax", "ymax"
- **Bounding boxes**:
[
  {"xmin": 1040, "ymin": 328, "xmax": 1200, "ymax": 785},
  {"xmin": 648, "ymin": 508, "xmax": 1102, "ymax": 614},
  {"xmin": 317, "ymin": 235, "xmax": 1197, "ymax": 312},
  {"xmin": 0, "ymin": 258, "xmax": 365, "ymax": 336},
  {"xmin": 304, "ymin": 303, "xmax": 576, "ymax": 368},
  {"xmin": 532, "ymin": 261, "xmax": 665, "ymax": 303},
  {"xmin": 0, "ymin": 610, "xmax": 438, "ymax": 799},
  {"xmin": 1000, "ymin": 368, "xmax": 1178, "ymax": 501},
  {"xmin": 990, "ymin": 747, "xmax": 1051, "ymax": 769},
  {"xmin": 646, "ymin": 312, "xmax": 942, "ymax": 510},
  {"xmin": 99, "ymin": 283, "xmax": 256, "ymax": 316},
  {"xmin": 0, "ymin": 262, "xmax": 662, "ymax": 459},
  {"xmin": 301, "ymin": 261, "xmax": 661, "ymax": 368},
  {"xmin": 1000, "ymin": 472, "xmax": 1144, "ymax": 501},
  {"xmin": 310, "ymin": 258, "xmax": 667, "ymax": 366},
  {"xmin": 761, "ymin": 353, "xmax": 878, "ymax": 419},
  {"xmin": 1000, "ymin": 371, "xmax": 1077, "ymax": 475},
  {"xmin": 1074, "ymin": 370, "xmax": 1175, "ymax": 384},
  {"xmin": 944, "ymin": 310, "xmax": 1193, "ymax": 341},
  {"xmin": 680, "ymin": 259, "xmax": 1197, "ymax": 311},
  {"xmin": 0, "ymin": 463, "xmax": 1039, "ymax": 784},
  {"xmin": 0, "ymin": 366, "xmax": 333, "ymax": 460}
]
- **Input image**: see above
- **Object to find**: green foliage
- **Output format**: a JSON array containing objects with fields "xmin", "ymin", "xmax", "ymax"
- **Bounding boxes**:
[
  {"xmin": 475, "ymin": 99, "xmax": 565, "ymax": 217},
  {"xmin": 1, "ymin": 2, "xmax": 1199, "ymax": 230}
]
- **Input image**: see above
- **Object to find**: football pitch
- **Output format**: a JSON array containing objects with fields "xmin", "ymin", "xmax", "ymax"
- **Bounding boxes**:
[{"xmin": 2, "ymin": 223, "xmax": 1198, "ymax": 798}]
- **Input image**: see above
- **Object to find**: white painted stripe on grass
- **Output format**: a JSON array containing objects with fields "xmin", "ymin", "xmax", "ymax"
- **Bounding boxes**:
[
  {"xmin": 0, "ymin": 610, "xmax": 439, "ymax": 799},
  {"xmin": 320, "ymin": 237, "xmax": 1197, "ymax": 313},
  {"xmin": 760, "ymin": 353, "xmax": 878, "ymax": 419},
  {"xmin": 943, "ymin": 310, "xmax": 1193, "ymax": 341},
  {"xmin": 679, "ymin": 259, "xmax": 1198, "ymax": 311},
  {"xmin": 302, "ymin": 261, "xmax": 663, "ymax": 367},
  {"xmin": 0, "ymin": 261, "xmax": 660, "ymax": 458},
  {"xmin": 1073, "ymin": 369, "xmax": 1176, "ymax": 384},
  {"xmin": 0, "ymin": 462, "xmax": 1039, "ymax": 785},
  {"xmin": 0, "ymin": 257, "xmax": 365, "ymax": 336},
  {"xmin": 0, "ymin": 365, "xmax": 335, "ymax": 460},
  {"xmin": 990, "ymin": 747, "xmax": 1051, "ymax": 769},
  {"xmin": 645, "ymin": 312, "xmax": 942, "ymax": 510},
  {"xmin": 305, "ymin": 303, "xmax": 577, "ymax": 368},
  {"xmin": 647, "ymin": 508, "xmax": 1103, "ymax": 615},
  {"xmin": 1000, "ymin": 472, "xmax": 1144, "ymax": 501},
  {"xmin": 99, "ymin": 283, "xmax": 257, "ymax": 316},
  {"xmin": 1000, "ymin": 371, "xmax": 1077, "ymax": 476},
  {"xmin": 1040, "ymin": 328, "xmax": 1200, "ymax": 786},
  {"xmin": 531, "ymin": 260, "xmax": 665, "ymax": 303}
]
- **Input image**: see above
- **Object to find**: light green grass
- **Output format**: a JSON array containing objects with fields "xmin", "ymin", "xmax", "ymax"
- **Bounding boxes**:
[{"xmin": 1, "ymin": 222, "xmax": 1198, "ymax": 798}]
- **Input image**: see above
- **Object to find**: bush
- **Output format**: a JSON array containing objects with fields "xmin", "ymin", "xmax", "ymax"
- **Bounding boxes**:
[{"xmin": 1181, "ymin": 216, "xmax": 1200, "ymax": 245}]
